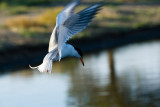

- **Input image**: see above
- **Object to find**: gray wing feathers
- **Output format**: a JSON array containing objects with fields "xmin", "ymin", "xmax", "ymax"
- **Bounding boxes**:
[
  {"xmin": 48, "ymin": 47, "xmax": 58, "ymax": 60},
  {"xmin": 63, "ymin": 0, "xmax": 80, "ymax": 13},
  {"xmin": 49, "ymin": 0, "xmax": 80, "ymax": 52},
  {"xmin": 64, "ymin": 3, "xmax": 102, "ymax": 37},
  {"xmin": 57, "ymin": 0, "xmax": 80, "ymax": 26},
  {"xmin": 57, "ymin": 2, "xmax": 103, "ymax": 59}
]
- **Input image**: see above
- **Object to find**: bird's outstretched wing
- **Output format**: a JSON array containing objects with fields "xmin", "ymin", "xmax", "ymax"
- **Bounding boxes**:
[
  {"xmin": 57, "ymin": 2, "xmax": 103, "ymax": 60},
  {"xmin": 56, "ymin": 0, "xmax": 80, "ymax": 27},
  {"xmin": 48, "ymin": 0, "xmax": 80, "ymax": 52}
]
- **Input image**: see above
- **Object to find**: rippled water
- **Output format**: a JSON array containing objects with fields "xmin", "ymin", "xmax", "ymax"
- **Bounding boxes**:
[{"xmin": 0, "ymin": 41, "xmax": 160, "ymax": 107}]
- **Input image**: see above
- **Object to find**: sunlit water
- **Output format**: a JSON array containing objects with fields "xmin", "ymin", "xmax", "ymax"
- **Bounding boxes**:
[{"xmin": 1, "ymin": 41, "xmax": 160, "ymax": 107}]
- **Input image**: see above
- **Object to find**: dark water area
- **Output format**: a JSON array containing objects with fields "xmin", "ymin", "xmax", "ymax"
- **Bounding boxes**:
[
  {"xmin": 1, "ymin": 25, "xmax": 160, "ymax": 71},
  {"xmin": 0, "ymin": 40, "xmax": 160, "ymax": 107}
]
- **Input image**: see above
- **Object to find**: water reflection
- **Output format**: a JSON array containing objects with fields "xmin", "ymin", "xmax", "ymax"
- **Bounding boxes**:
[{"xmin": 0, "ymin": 41, "xmax": 160, "ymax": 107}]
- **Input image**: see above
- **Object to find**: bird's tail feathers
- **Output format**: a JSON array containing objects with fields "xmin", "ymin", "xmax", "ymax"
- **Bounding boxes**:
[
  {"xmin": 29, "ymin": 59, "xmax": 53, "ymax": 73},
  {"xmin": 29, "ymin": 64, "xmax": 38, "ymax": 69}
]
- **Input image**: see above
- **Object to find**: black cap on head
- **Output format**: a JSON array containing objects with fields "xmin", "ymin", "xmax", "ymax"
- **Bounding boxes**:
[{"xmin": 74, "ymin": 46, "xmax": 83, "ymax": 57}]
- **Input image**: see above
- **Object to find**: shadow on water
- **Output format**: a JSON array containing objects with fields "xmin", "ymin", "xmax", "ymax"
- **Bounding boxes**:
[{"xmin": 1, "ymin": 40, "xmax": 160, "ymax": 107}]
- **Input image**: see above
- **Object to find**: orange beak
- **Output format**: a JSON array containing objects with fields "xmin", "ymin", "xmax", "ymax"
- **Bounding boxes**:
[{"xmin": 80, "ymin": 58, "xmax": 84, "ymax": 66}]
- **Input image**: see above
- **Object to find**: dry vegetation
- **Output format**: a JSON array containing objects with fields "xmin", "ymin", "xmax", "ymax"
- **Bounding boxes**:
[
  {"xmin": 5, "ymin": 4, "xmax": 160, "ymax": 37},
  {"xmin": 5, "ymin": 7, "xmax": 63, "ymax": 36},
  {"xmin": 0, "ymin": 1, "xmax": 160, "ymax": 49}
]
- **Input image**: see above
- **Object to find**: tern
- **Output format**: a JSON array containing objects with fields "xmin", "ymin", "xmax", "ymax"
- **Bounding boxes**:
[{"xmin": 29, "ymin": 0, "xmax": 103, "ymax": 72}]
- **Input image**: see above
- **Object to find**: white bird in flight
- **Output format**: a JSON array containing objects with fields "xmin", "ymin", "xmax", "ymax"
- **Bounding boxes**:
[{"xmin": 29, "ymin": 0, "xmax": 103, "ymax": 72}]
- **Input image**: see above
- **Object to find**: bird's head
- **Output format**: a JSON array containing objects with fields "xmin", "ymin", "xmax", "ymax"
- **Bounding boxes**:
[{"xmin": 74, "ymin": 46, "xmax": 84, "ymax": 66}]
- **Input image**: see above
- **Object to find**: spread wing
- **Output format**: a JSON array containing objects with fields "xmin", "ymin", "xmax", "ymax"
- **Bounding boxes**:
[
  {"xmin": 57, "ymin": 2, "xmax": 103, "ymax": 59},
  {"xmin": 48, "ymin": 0, "xmax": 80, "ymax": 52},
  {"xmin": 56, "ymin": 0, "xmax": 80, "ymax": 27}
]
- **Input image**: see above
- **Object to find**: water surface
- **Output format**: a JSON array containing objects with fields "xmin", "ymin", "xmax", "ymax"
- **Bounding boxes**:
[{"xmin": 0, "ymin": 41, "xmax": 160, "ymax": 107}]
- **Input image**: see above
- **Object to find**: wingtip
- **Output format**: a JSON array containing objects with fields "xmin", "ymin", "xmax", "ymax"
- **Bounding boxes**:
[
  {"xmin": 97, "ymin": 1, "xmax": 105, "ymax": 6},
  {"xmin": 58, "ymin": 51, "xmax": 62, "ymax": 61},
  {"xmin": 75, "ymin": 0, "xmax": 81, "ymax": 3},
  {"xmin": 58, "ymin": 55, "xmax": 61, "ymax": 61},
  {"xmin": 71, "ymin": 0, "xmax": 81, "ymax": 5},
  {"xmin": 74, "ymin": 0, "xmax": 81, "ymax": 5}
]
